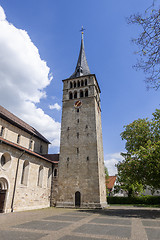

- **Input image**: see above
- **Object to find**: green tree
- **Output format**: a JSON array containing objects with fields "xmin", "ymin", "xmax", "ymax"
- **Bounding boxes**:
[
  {"xmin": 104, "ymin": 166, "xmax": 109, "ymax": 195},
  {"xmin": 117, "ymin": 109, "xmax": 160, "ymax": 193},
  {"xmin": 128, "ymin": 0, "xmax": 160, "ymax": 89}
]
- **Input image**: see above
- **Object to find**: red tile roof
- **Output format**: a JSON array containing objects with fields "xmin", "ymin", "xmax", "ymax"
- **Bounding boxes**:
[
  {"xmin": 0, "ymin": 105, "xmax": 50, "ymax": 144},
  {"xmin": 0, "ymin": 136, "xmax": 53, "ymax": 164},
  {"xmin": 106, "ymin": 176, "xmax": 117, "ymax": 190}
]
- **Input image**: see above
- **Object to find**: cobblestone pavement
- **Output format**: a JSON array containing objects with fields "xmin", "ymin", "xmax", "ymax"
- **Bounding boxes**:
[{"xmin": 0, "ymin": 206, "xmax": 160, "ymax": 240}]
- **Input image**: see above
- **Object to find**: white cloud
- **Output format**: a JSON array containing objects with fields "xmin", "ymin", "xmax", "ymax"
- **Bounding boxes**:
[
  {"xmin": 49, "ymin": 103, "xmax": 61, "ymax": 111},
  {"xmin": 104, "ymin": 152, "xmax": 123, "ymax": 176},
  {"xmin": 0, "ymin": 6, "xmax": 6, "ymax": 21},
  {"xmin": 0, "ymin": 5, "xmax": 60, "ymax": 150}
]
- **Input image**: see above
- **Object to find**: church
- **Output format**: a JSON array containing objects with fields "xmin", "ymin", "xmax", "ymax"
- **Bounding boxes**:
[{"xmin": 0, "ymin": 32, "xmax": 107, "ymax": 213}]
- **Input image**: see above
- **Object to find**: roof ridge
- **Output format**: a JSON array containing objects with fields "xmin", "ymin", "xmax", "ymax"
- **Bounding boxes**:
[{"xmin": 0, "ymin": 105, "xmax": 50, "ymax": 144}]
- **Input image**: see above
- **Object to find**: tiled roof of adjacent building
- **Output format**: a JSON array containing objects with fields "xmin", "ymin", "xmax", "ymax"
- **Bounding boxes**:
[
  {"xmin": 106, "ymin": 176, "xmax": 117, "ymax": 190},
  {"xmin": 42, "ymin": 154, "xmax": 59, "ymax": 163},
  {"xmin": 0, "ymin": 105, "xmax": 50, "ymax": 144}
]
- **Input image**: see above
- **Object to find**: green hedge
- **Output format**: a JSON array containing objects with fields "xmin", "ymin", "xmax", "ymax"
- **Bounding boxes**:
[{"xmin": 107, "ymin": 196, "xmax": 160, "ymax": 205}]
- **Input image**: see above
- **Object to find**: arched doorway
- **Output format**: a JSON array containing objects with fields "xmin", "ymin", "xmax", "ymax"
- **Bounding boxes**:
[
  {"xmin": 0, "ymin": 178, "xmax": 8, "ymax": 213},
  {"xmin": 75, "ymin": 191, "xmax": 81, "ymax": 207}
]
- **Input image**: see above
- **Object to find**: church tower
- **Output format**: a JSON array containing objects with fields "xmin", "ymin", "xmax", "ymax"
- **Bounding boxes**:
[{"xmin": 56, "ymin": 30, "xmax": 107, "ymax": 208}]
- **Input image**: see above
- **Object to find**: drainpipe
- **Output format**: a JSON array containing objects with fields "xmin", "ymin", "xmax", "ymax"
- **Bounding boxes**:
[
  {"xmin": 50, "ymin": 163, "xmax": 54, "ymax": 207},
  {"xmin": 11, "ymin": 150, "xmax": 25, "ymax": 212}
]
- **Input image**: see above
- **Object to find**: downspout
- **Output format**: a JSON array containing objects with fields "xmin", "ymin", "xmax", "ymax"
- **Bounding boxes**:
[
  {"xmin": 11, "ymin": 150, "xmax": 25, "ymax": 212},
  {"xmin": 50, "ymin": 163, "xmax": 54, "ymax": 207}
]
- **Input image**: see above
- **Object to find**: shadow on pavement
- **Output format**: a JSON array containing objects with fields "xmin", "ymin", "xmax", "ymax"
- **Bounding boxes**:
[{"xmin": 76, "ymin": 208, "xmax": 160, "ymax": 219}]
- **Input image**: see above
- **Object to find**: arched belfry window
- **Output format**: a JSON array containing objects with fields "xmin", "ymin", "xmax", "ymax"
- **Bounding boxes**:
[
  {"xmin": 21, "ymin": 160, "xmax": 29, "ymax": 186},
  {"xmin": 80, "ymin": 90, "xmax": 84, "ymax": 98},
  {"xmin": 70, "ymin": 82, "xmax": 73, "ymax": 88},
  {"xmin": 81, "ymin": 80, "xmax": 84, "ymax": 87},
  {"xmin": 78, "ymin": 80, "xmax": 80, "ymax": 87},
  {"xmin": 85, "ymin": 89, "xmax": 88, "ymax": 97},
  {"xmin": 74, "ymin": 81, "xmax": 76, "ymax": 88},
  {"xmin": 69, "ymin": 92, "xmax": 73, "ymax": 100},
  {"xmin": 74, "ymin": 91, "xmax": 77, "ymax": 99},
  {"xmin": 85, "ymin": 79, "xmax": 87, "ymax": 86}
]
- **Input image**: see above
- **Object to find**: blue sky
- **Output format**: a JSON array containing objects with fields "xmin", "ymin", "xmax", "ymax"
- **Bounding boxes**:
[{"xmin": 0, "ymin": 0, "xmax": 159, "ymax": 175}]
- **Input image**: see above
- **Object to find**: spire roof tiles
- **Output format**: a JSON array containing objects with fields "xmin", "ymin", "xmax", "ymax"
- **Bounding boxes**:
[{"xmin": 70, "ymin": 34, "xmax": 91, "ymax": 79}]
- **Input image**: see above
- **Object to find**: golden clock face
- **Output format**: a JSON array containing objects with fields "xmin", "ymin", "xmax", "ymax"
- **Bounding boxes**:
[{"xmin": 74, "ymin": 100, "xmax": 82, "ymax": 108}]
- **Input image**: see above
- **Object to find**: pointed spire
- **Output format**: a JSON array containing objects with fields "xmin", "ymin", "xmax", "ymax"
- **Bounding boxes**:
[{"xmin": 70, "ymin": 27, "xmax": 91, "ymax": 79}]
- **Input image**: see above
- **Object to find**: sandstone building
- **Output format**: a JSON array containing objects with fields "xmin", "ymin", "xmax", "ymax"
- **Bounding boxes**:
[
  {"xmin": 0, "ymin": 106, "xmax": 58, "ymax": 213},
  {"xmin": 57, "ymin": 32, "xmax": 107, "ymax": 208},
  {"xmin": 0, "ymin": 33, "xmax": 106, "ymax": 213}
]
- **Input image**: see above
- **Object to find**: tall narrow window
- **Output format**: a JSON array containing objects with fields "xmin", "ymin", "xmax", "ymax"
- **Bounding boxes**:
[
  {"xmin": 81, "ymin": 80, "xmax": 84, "ymax": 86},
  {"xmin": 37, "ymin": 165, "xmax": 43, "ymax": 187},
  {"xmin": 70, "ymin": 82, "xmax": 73, "ymax": 88},
  {"xmin": 0, "ymin": 127, "xmax": 4, "ymax": 137},
  {"xmin": 69, "ymin": 92, "xmax": 73, "ymax": 99},
  {"xmin": 77, "ymin": 132, "xmax": 79, "ymax": 139},
  {"xmin": 40, "ymin": 145, "xmax": 43, "ymax": 154},
  {"xmin": 85, "ymin": 79, "xmax": 87, "ymax": 86},
  {"xmin": 74, "ymin": 91, "xmax": 77, "ymax": 99},
  {"xmin": 78, "ymin": 80, "xmax": 80, "ymax": 87},
  {"xmin": 80, "ymin": 90, "xmax": 84, "ymax": 98},
  {"xmin": 21, "ymin": 160, "xmax": 29, "ymax": 185},
  {"xmin": 74, "ymin": 81, "xmax": 76, "ymax": 88},
  {"xmin": 85, "ymin": 89, "xmax": 88, "ymax": 97},
  {"xmin": 54, "ymin": 168, "xmax": 57, "ymax": 177},
  {"xmin": 17, "ymin": 134, "xmax": 20, "ymax": 144},
  {"xmin": 77, "ymin": 119, "xmax": 79, "ymax": 123},
  {"xmin": 77, "ymin": 148, "xmax": 79, "ymax": 154},
  {"xmin": 77, "ymin": 109, "xmax": 79, "ymax": 113},
  {"xmin": 29, "ymin": 140, "xmax": 33, "ymax": 150}
]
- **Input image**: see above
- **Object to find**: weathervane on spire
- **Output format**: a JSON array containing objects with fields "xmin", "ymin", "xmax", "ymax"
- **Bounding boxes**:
[{"xmin": 80, "ymin": 26, "xmax": 85, "ymax": 39}]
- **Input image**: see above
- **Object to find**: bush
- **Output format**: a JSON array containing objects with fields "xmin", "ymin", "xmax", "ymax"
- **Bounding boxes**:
[{"xmin": 107, "ymin": 196, "xmax": 160, "ymax": 205}]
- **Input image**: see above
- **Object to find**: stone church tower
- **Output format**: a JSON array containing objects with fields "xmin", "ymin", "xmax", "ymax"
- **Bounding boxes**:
[{"xmin": 56, "ymin": 31, "xmax": 107, "ymax": 208}]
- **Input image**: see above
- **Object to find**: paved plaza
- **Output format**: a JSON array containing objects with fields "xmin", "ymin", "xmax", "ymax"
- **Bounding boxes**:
[{"xmin": 0, "ymin": 206, "xmax": 160, "ymax": 240}]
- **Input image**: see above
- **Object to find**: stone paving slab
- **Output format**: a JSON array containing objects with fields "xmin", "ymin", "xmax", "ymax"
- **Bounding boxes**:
[
  {"xmin": 145, "ymin": 228, "xmax": 160, "ymax": 240},
  {"xmin": 0, "ymin": 230, "xmax": 47, "ymax": 240},
  {"xmin": 90, "ymin": 217, "xmax": 131, "ymax": 225},
  {"xmin": 44, "ymin": 215, "xmax": 85, "ymax": 222},
  {"xmin": 14, "ymin": 220, "xmax": 71, "ymax": 231},
  {"xmin": 142, "ymin": 219, "xmax": 160, "ymax": 227},
  {"xmin": 61, "ymin": 211, "xmax": 92, "ymax": 217},
  {"xmin": 59, "ymin": 235, "xmax": 109, "ymax": 240},
  {"xmin": 73, "ymin": 223, "xmax": 131, "ymax": 239}
]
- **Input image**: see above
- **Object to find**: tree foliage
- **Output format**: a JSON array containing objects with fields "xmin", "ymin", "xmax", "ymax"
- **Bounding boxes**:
[
  {"xmin": 128, "ymin": 1, "xmax": 160, "ymax": 89},
  {"xmin": 117, "ymin": 109, "xmax": 160, "ymax": 194}
]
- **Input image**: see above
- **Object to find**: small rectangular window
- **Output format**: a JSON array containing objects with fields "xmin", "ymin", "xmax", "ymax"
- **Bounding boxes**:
[
  {"xmin": 29, "ymin": 140, "xmax": 33, "ymax": 149},
  {"xmin": 77, "ymin": 132, "xmax": 79, "ymax": 139},
  {"xmin": 77, "ymin": 109, "xmax": 79, "ymax": 113},
  {"xmin": 17, "ymin": 134, "xmax": 20, "ymax": 144},
  {"xmin": 77, "ymin": 148, "xmax": 79, "ymax": 154},
  {"xmin": 0, "ymin": 127, "xmax": 4, "ymax": 137}
]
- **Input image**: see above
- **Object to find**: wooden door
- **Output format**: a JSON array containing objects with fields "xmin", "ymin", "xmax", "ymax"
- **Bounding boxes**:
[
  {"xmin": 75, "ymin": 191, "xmax": 81, "ymax": 207},
  {"xmin": 0, "ymin": 190, "xmax": 6, "ymax": 213}
]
